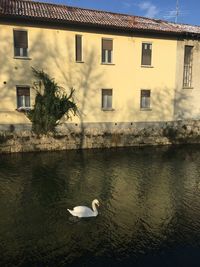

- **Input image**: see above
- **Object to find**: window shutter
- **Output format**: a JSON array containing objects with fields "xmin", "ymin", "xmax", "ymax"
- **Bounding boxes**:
[
  {"xmin": 76, "ymin": 35, "xmax": 82, "ymax": 62},
  {"xmin": 17, "ymin": 87, "xmax": 30, "ymax": 96},
  {"xmin": 142, "ymin": 43, "xmax": 152, "ymax": 65},
  {"xmin": 102, "ymin": 39, "xmax": 113, "ymax": 50},
  {"xmin": 141, "ymin": 90, "xmax": 150, "ymax": 97},
  {"xmin": 102, "ymin": 89, "xmax": 112, "ymax": 96},
  {"xmin": 14, "ymin": 31, "xmax": 28, "ymax": 48}
]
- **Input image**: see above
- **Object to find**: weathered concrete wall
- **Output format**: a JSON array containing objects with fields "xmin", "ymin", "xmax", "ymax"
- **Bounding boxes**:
[{"xmin": 1, "ymin": 120, "xmax": 200, "ymax": 153}]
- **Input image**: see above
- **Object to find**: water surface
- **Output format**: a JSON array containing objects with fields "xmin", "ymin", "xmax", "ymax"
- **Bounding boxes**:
[{"xmin": 0, "ymin": 146, "xmax": 200, "ymax": 266}]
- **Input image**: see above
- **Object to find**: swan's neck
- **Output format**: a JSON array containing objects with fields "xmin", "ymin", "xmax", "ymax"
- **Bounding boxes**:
[{"xmin": 92, "ymin": 202, "xmax": 98, "ymax": 214}]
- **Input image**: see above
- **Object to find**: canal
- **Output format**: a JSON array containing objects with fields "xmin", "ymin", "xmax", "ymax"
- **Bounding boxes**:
[{"xmin": 0, "ymin": 145, "xmax": 200, "ymax": 266}]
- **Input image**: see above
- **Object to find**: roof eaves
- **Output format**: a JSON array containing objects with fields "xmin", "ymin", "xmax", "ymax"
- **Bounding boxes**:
[{"xmin": 0, "ymin": 13, "xmax": 183, "ymax": 37}]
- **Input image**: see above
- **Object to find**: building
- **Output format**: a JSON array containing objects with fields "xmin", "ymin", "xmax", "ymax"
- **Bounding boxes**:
[
  {"xmin": 175, "ymin": 34, "xmax": 200, "ymax": 120},
  {"xmin": 0, "ymin": 0, "xmax": 200, "ymax": 132}
]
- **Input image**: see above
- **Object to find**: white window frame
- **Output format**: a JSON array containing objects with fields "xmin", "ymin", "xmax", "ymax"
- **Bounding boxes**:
[{"xmin": 102, "ymin": 49, "xmax": 113, "ymax": 64}]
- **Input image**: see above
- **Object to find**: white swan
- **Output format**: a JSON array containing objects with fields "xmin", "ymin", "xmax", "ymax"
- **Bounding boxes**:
[{"xmin": 67, "ymin": 199, "xmax": 100, "ymax": 218}]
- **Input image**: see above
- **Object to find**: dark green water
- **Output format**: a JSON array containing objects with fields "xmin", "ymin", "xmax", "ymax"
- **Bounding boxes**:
[{"xmin": 1, "ymin": 146, "xmax": 200, "ymax": 267}]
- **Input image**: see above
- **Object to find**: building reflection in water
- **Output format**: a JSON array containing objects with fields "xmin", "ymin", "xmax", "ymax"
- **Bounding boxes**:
[{"xmin": 0, "ymin": 146, "xmax": 200, "ymax": 266}]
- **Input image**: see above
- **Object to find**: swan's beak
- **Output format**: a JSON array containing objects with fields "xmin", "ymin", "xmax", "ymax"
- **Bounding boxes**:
[{"xmin": 97, "ymin": 201, "xmax": 100, "ymax": 207}]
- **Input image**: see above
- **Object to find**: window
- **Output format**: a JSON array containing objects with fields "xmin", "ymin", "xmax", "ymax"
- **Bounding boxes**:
[
  {"xmin": 141, "ymin": 43, "xmax": 152, "ymax": 66},
  {"xmin": 141, "ymin": 90, "xmax": 151, "ymax": 109},
  {"xmin": 16, "ymin": 87, "xmax": 30, "ymax": 109},
  {"xmin": 183, "ymin": 46, "xmax": 193, "ymax": 88},
  {"xmin": 102, "ymin": 39, "xmax": 113, "ymax": 64},
  {"xmin": 13, "ymin": 30, "xmax": 28, "ymax": 57},
  {"xmin": 102, "ymin": 89, "xmax": 113, "ymax": 110},
  {"xmin": 75, "ymin": 35, "xmax": 82, "ymax": 62}
]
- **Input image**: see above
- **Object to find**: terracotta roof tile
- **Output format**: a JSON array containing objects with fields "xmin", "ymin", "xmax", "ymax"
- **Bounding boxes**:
[{"xmin": 0, "ymin": 0, "xmax": 200, "ymax": 36}]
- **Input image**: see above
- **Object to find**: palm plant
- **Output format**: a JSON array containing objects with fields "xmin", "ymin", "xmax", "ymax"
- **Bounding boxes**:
[{"xmin": 28, "ymin": 68, "xmax": 78, "ymax": 134}]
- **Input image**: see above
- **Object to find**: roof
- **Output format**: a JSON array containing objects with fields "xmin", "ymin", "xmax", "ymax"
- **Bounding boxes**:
[{"xmin": 0, "ymin": 0, "xmax": 200, "ymax": 36}]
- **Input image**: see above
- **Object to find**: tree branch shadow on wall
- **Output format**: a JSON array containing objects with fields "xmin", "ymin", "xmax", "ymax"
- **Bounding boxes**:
[
  {"xmin": 0, "ymin": 30, "xmax": 105, "ymax": 147},
  {"xmin": 0, "ymin": 32, "xmax": 55, "ymax": 128},
  {"xmin": 0, "ymin": 28, "xmax": 195, "ymax": 147},
  {"xmin": 47, "ymin": 35, "xmax": 105, "ymax": 149}
]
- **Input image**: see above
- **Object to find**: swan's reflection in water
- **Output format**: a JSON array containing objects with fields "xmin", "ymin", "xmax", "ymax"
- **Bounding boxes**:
[{"xmin": 0, "ymin": 146, "xmax": 200, "ymax": 266}]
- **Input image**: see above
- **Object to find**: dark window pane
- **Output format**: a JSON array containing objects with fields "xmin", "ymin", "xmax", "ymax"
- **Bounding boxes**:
[
  {"xmin": 14, "ymin": 47, "xmax": 21, "ymax": 57},
  {"xmin": 102, "ymin": 49, "xmax": 106, "ymax": 63},
  {"xmin": 102, "ymin": 94, "xmax": 106, "ymax": 109},
  {"xmin": 17, "ymin": 95, "xmax": 23, "ymax": 108},
  {"xmin": 108, "ymin": 50, "xmax": 112, "ymax": 63},
  {"xmin": 75, "ymin": 35, "xmax": 82, "ymax": 62},
  {"xmin": 22, "ymin": 48, "xmax": 28, "ymax": 57},
  {"xmin": 25, "ymin": 95, "xmax": 30, "ymax": 107},
  {"xmin": 107, "ymin": 95, "xmax": 112, "ymax": 108}
]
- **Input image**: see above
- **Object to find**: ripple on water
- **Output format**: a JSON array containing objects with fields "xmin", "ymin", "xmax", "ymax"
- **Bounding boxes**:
[{"xmin": 1, "ymin": 146, "xmax": 200, "ymax": 266}]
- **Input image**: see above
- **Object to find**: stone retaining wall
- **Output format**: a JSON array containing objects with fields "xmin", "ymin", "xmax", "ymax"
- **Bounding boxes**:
[{"xmin": 1, "ymin": 120, "xmax": 200, "ymax": 153}]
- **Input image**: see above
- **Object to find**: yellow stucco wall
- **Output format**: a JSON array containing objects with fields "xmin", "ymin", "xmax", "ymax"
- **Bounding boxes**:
[{"xmin": 0, "ymin": 23, "xmax": 177, "ymax": 125}]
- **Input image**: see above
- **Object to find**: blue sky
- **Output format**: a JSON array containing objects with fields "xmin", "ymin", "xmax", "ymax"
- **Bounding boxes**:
[{"xmin": 39, "ymin": 0, "xmax": 200, "ymax": 25}]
